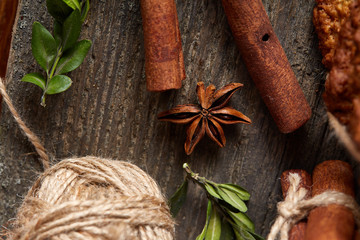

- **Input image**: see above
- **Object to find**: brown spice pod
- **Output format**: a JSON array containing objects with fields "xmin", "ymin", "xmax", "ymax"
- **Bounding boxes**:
[
  {"xmin": 140, "ymin": 0, "xmax": 185, "ymax": 92},
  {"xmin": 281, "ymin": 170, "xmax": 312, "ymax": 240},
  {"xmin": 221, "ymin": 0, "xmax": 311, "ymax": 133},
  {"xmin": 305, "ymin": 160, "xmax": 355, "ymax": 240}
]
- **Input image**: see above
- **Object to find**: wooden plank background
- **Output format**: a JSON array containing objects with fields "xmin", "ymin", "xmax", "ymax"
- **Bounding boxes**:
[{"xmin": 0, "ymin": 0, "xmax": 358, "ymax": 238}]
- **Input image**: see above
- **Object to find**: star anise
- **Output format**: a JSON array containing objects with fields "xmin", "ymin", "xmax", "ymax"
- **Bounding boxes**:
[{"xmin": 158, "ymin": 82, "xmax": 251, "ymax": 155}]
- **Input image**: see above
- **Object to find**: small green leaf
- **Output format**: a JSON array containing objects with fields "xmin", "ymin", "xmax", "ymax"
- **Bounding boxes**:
[
  {"xmin": 62, "ymin": 10, "xmax": 81, "ymax": 52},
  {"xmin": 234, "ymin": 228, "xmax": 256, "ymax": 240},
  {"xmin": 196, "ymin": 201, "xmax": 212, "ymax": 240},
  {"xmin": 220, "ymin": 219, "xmax": 235, "ymax": 240},
  {"xmin": 21, "ymin": 73, "xmax": 46, "ymax": 90},
  {"xmin": 234, "ymin": 230, "xmax": 244, "ymax": 240},
  {"xmin": 81, "ymin": 0, "xmax": 90, "ymax": 22},
  {"xmin": 248, "ymin": 232, "xmax": 264, "ymax": 240},
  {"xmin": 227, "ymin": 211, "xmax": 254, "ymax": 232},
  {"xmin": 205, "ymin": 202, "xmax": 222, "ymax": 240},
  {"xmin": 46, "ymin": 0, "xmax": 73, "ymax": 23},
  {"xmin": 32, "ymin": 22, "xmax": 57, "ymax": 72},
  {"xmin": 217, "ymin": 188, "xmax": 247, "ymax": 212},
  {"xmin": 54, "ymin": 21, "xmax": 63, "ymax": 48},
  {"xmin": 62, "ymin": 0, "xmax": 81, "ymax": 11},
  {"xmin": 218, "ymin": 184, "xmax": 250, "ymax": 201},
  {"xmin": 205, "ymin": 183, "xmax": 221, "ymax": 199},
  {"xmin": 169, "ymin": 179, "xmax": 188, "ymax": 218},
  {"xmin": 45, "ymin": 75, "xmax": 72, "ymax": 94},
  {"xmin": 196, "ymin": 227, "xmax": 207, "ymax": 240},
  {"xmin": 230, "ymin": 216, "xmax": 263, "ymax": 240},
  {"xmin": 55, "ymin": 40, "xmax": 91, "ymax": 75}
]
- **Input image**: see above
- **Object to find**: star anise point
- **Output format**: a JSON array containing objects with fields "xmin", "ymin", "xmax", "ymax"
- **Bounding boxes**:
[{"xmin": 158, "ymin": 82, "xmax": 251, "ymax": 155}]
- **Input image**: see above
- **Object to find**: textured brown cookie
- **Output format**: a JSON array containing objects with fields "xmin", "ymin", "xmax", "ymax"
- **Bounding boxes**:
[
  {"xmin": 313, "ymin": 0, "xmax": 353, "ymax": 69},
  {"xmin": 323, "ymin": 1, "xmax": 360, "ymax": 149}
]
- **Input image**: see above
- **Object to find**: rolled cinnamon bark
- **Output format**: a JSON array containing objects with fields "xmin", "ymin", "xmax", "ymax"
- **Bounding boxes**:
[
  {"xmin": 281, "ymin": 170, "xmax": 312, "ymax": 240},
  {"xmin": 221, "ymin": 0, "xmax": 311, "ymax": 133},
  {"xmin": 0, "ymin": 0, "xmax": 18, "ymax": 115},
  {"xmin": 354, "ymin": 231, "xmax": 360, "ymax": 240},
  {"xmin": 0, "ymin": 0, "xmax": 19, "ymax": 77},
  {"xmin": 140, "ymin": 0, "xmax": 185, "ymax": 92},
  {"xmin": 305, "ymin": 160, "xmax": 355, "ymax": 240}
]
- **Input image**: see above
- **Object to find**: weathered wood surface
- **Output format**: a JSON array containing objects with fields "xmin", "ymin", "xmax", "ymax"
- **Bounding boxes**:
[{"xmin": 0, "ymin": 0, "xmax": 358, "ymax": 238}]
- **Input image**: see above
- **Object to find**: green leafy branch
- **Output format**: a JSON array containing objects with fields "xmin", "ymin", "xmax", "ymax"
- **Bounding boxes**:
[
  {"xmin": 22, "ymin": 0, "xmax": 91, "ymax": 106},
  {"xmin": 170, "ymin": 163, "xmax": 264, "ymax": 240}
]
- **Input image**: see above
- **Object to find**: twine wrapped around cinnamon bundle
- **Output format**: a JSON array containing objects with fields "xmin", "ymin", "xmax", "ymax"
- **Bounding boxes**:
[
  {"xmin": 268, "ymin": 161, "xmax": 360, "ymax": 240},
  {"xmin": 0, "ymin": 78, "xmax": 174, "ymax": 240},
  {"xmin": 280, "ymin": 170, "xmax": 312, "ymax": 240}
]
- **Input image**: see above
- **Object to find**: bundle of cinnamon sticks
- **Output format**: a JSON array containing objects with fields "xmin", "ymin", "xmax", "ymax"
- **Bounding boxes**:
[{"xmin": 281, "ymin": 160, "xmax": 357, "ymax": 240}]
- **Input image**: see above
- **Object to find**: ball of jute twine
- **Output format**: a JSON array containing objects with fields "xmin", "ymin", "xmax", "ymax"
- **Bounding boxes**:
[
  {"xmin": 10, "ymin": 157, "xmax": 175, "ymax": 240},
  {"xmin": 0, "ymin": 78, "xmax": 174, "ymax": 240},
  {"xmin": 267, "ymin": 173, "xmax": 360, "ymax": 240}
]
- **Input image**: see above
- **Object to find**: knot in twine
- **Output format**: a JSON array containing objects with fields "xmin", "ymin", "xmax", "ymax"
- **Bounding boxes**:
[
  {"xmin": 8, "ymin": 157, "xmax": 174, "ymax": 240},
  {"xmin": 267, "ymin": 173, "xmax": 360, "ymax": 240}
]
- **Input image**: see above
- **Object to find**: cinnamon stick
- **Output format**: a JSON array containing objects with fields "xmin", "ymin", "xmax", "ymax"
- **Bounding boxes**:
[
  {"xmin": 140, "ymin": 0, "xmax": 185, "ymax": 92},
  {"xmin": 354, "ymin": 231, "xmax": 360, "ymax": 240},
  {"xmin": 221, "ymin": 0, "xmax": 311, "ymax": 133},
  {"xmin": 0, "ymin": 0, "xmax": 18, "ymax": 116},
  {"xmin": 281, "ymin": 170, "xmax": 312, "ymax": 240},
  {"xmin": 305, "ymin": 160, "xmax": 355, "ymax": 240},
  {"xmin": 0, "ymin": 0, "xmax": 18, "ymax": 77}
]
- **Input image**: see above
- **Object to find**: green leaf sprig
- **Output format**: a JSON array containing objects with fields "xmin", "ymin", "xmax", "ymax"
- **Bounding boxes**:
[
  {"xmin": 22, "ymin": 0, "xmax": 92, "ymax": 106},
  {"xmin": 170, "ymin": 163, "xmax": 264, "ymax": 240}
]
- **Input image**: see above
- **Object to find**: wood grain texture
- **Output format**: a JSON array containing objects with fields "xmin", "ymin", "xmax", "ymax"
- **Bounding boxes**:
[{"xmin": 0, "ymin": 0, "xmax": 358, "ymax": 239}]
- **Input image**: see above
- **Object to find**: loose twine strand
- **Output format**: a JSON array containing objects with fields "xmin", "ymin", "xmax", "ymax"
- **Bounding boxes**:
[
  {"xmin": 0, "ymin": 78, "xmax": 49, "ymax": 169},
  {"xmin": 267, "ymin": 173, "xmax": 360, "ymax": 240}
]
